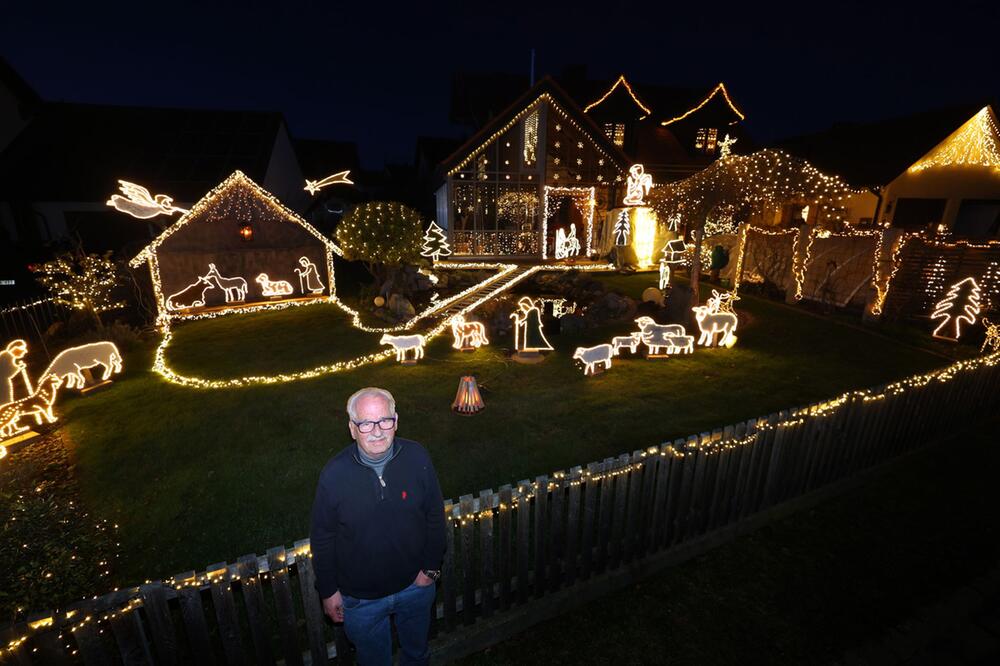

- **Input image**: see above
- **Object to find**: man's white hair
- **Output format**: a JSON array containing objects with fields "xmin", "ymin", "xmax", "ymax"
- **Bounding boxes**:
[{"xmin": 346, "ymin": 387, "xmax": 396, "ymax": 421}]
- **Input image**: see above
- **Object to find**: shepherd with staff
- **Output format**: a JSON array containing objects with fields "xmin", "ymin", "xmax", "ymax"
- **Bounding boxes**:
[{"xmin": 1, "ymin": 339, "xmax": 33, "ymax": 406}]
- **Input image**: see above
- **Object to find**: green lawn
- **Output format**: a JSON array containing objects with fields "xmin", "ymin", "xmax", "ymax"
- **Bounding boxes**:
[{"xmin": 59, "ymin": 274, "xmax": 946, "ymax": 587}]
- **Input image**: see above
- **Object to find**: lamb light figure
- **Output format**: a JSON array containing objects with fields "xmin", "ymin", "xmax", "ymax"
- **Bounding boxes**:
[
  {"xmin": 573, "ymin": 344, "xmax": 614, "ymax": 376},
  {"xmin": 634, "ymin": 317, "xmax": 694, "ymax": 355},
  {"xmin": 256, "ymin": 273, "xmax": 294, "ymax": 297},
  {"xmin": 380, "ymin": 333, "xmax": 427, "ymax": 363}
]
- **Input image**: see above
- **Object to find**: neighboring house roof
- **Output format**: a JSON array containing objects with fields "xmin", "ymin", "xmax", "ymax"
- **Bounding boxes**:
[
  {"xmin": 775, "ymin": 102, "xmax": 994, "ymax": 188},
  {"xmin": 0, "ymin": 102, "xmax": 285, "ymax": 202},
  {"xmin": 0, "ymin": 56, "xmax": 42, "ymax": 113},
  {"xmin": 438, "ymin": 76, "xmax": 631, "ymax": 177},
  {"xmin": 658, "ymin": 82, "xmax": 746, "ymax": 126},
  {"xmin": 582, "ymin": 75, "xmax": 652, "ymax": 118},
  {"xmin": 907, "ymin": 105, "xmax": 1000, "ymax": 174},
  {"xmin": 130, "ymin": 170, "xmax": 342, "ymax": 268}
]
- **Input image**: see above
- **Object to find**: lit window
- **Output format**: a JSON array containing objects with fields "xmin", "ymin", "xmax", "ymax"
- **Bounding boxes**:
[
  {"xmin": 603, "ymin": 122, "xmax": 625, "ymax": 147},
  {"xmin": 696, "ymin": 128, "xmax": 719, "ymax": 153}
]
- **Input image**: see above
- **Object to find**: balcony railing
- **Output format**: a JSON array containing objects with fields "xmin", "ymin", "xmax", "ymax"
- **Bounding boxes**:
[{"xmin": 452, "ymin": 230, "xmax": 540, "ymax": 256}]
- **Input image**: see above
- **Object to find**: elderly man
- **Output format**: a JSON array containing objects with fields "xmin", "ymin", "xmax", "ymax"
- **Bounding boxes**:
[{"xmin": 310, "ymin": 387, "xmax": 446, "ymax": 665}]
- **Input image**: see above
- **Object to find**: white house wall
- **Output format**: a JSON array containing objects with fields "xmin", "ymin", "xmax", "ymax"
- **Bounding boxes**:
[{"xmin": 882, "ymin": 168, "xmax": 1000, "ymax": 229}]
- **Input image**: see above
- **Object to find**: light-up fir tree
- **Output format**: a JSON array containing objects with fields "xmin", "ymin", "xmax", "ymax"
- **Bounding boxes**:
[
  {"xmin": 931, "ymin": 277, "xmax": 981, "ymax": 341},
  {"xmin": 421, "ymin": 221, "xmax": 452, "ymax": 261},
  {"xmin": 33, "ymin": 249, "xmax": 124, "ymax": 330}
]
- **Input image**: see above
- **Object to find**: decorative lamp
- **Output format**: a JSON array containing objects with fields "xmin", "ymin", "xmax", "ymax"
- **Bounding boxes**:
[
  {"xmin": 452, "ymin": 375, "xmax": 484, "ymax": 415},
  {"xmin": 239, "ymin": 224, "xmax": 254, "ymax": 242}
]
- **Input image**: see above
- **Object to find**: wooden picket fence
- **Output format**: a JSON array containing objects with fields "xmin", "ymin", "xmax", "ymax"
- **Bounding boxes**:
[{"xmin": 3, "ymin": 352, "xmax": 999, "ymax": 665}]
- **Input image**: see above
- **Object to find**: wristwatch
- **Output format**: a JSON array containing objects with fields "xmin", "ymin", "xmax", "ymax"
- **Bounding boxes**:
[{"xmin": 422, "ymin": 569, "xmax": 441, "ymax": 581}]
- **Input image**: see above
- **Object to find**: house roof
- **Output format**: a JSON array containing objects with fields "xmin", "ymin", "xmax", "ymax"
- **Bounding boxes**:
[
  {"xmin": 438, "ymin": 76, "xmax": 631, "ymax": 177},
  {"xmin": 0, "ymin": 102, "xmax": 285, "ymax": 202},
  {"xmin": 907, "ymin": 105, "xmax": 1000, "ymax": 173},
  {"xmin": 129, "ymin": 170, "xmax": 342, "ymax": 268},
  {"xmin": 775, "ymin": 102, "xmax": 995, "ymax": 188}
]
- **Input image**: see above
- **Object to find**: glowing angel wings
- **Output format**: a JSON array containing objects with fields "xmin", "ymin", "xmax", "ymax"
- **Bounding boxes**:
[
  {"xmin": 107, "ymin": 180, "xmax": 188, "ymax": 219},
  {"xmin": 304, "ymin": 170, "xmax": 354, "ymax": 195}
]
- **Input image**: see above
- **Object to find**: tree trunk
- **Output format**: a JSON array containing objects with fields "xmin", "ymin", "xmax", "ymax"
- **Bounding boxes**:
[{"xmin": 690, "ymin": 224, "xmax": 704, "ymax": 302}]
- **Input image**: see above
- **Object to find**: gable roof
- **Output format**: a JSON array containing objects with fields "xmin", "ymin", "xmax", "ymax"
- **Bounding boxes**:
[
  {"xmin": 439, "ymin": 76, "xmax": 630, "ymax": 177},
  {"xmin": 907, "ymin": 105, "xmax": 1000, "ymax": 173},
  {"xmin": 659, "ymin": 83, "xmax": 745, "ymax": 126},
  {"xmin": 0, "ymin": 102, "xmax": 284, "ymax": 202},
  {"xmin": 130, "ymin": 170, "xmax": 342, "ymax": 268},
  {"xmin": 583, "ymin": 74, "xmax": 652, "ymax": 118},
  {"xmin": 775, "ymin": 102, "xmax": 993, "ymax": 187}
]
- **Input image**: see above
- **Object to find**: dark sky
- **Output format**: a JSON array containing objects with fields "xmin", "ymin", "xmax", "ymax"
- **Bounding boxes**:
[{"xmin": 2, "ymin": 1, "xmax": 997, "ymax": 169}]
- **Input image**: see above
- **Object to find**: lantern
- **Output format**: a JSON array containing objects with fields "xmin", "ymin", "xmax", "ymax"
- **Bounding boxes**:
[
  {"xmin": 239, "ymin": 224, "xmax": 254, "ymax": 241},
  {"xmin": 452, "ymin": 375, "xmax": 484, "ymax": 415}
]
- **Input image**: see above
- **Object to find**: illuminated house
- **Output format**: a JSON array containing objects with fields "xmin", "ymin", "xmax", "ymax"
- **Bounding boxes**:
[
  {"xmin": 436, "ymin": 73, "xmax": 750, "ymax": 259},
  {"xmin": 879, "ymin": 105, "xmax": 1000, "ymax": 236},
  {"xmin": 130, "ymin": 171, "xmax": 341, "ymax": 319}
]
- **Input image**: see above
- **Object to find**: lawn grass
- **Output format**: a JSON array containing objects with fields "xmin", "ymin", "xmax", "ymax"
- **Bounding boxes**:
[
  {"xmin": 58, "ymin": 274, "xmax": 947, "ymax": 588},
  {"xmin": 457, "ymin": 415, "xmax": 1000, "ymax": 665}
]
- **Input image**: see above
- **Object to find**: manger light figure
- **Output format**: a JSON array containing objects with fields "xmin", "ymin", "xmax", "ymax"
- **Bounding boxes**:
[
  {"xmin": 295, "ymin": 257, "xmax": 325, "ymax": 295},
  {"xmin": 421, "ymin": 221, "xmax": 452, "ymax": 261},
  {"xmin": 931, "ymin": 277, "xmax": 981, "ymax": 341},
  {"xmin": 450, "ymin": 315, "xmax": 489, "ymax": 350},
  {"xmin": 573, "ymin": 344, "xmax": 614, "ymax": 376},
  {"xmin": 510, "ymin": 297, "xmax": 553, "ymax": 353},
  {"xmin": 107, "ymin": 180, "xmax": 188, "ymax": 219},
  {"xmin": 380, "ymin": 333, "xmax": 427, "ymax": 363},
  {"xmin": 256, "ymin": 273, "xmax": 294, "ymax": 297},
  {"xmin": 452, "ymin": 375, "xmax": 485, "ymax": 415},
  {"xmin": 555, "ymin": 223, "xmax": 581, "ymax": 260},
  {"xmin": 634, "ymin": 317, "xmax": 694, "ymax": 355},
  {"xmin": 623, "ymin": 164, "xmax": 652, "ymax": 206}
]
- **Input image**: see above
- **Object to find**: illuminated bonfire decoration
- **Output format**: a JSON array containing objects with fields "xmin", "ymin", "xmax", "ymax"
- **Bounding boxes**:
[
  {"xmin": 931, "ymin": 277, "xmax": 981, "ymax": 341},
  {"xmin": 107, "ymin": 180, "xmax": 188, "ymax": 219},
  {"xmin": 452, "ymin": 375, "xmax": 485, "ymax": 414}
]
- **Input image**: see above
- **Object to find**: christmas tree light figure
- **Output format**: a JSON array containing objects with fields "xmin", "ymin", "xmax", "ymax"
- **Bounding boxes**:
[
  {"xmin": 421, "ymin": 221, "xmax": 452, "ymax": 261},
  {"xmin": 931, "ymin": 277, "xmax": 981, "ymax": 341},
  {"xmin": 613, "ymin": 210, "xmax": 630, "ymax": 246}
]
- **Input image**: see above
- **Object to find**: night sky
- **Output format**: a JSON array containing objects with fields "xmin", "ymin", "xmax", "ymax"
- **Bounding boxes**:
[{"xmin": 2, "ymin": 1, "xmax": 997, "ymax": 169}]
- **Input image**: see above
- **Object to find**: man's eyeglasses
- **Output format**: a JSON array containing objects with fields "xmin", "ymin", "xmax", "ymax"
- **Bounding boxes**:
[{"xmin": 352, "ymin": 416, "xmax": 397, "ymax": 433}]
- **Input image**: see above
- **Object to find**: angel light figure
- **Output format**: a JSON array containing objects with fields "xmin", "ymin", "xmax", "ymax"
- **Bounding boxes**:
[{"xmin": 106, "ymin": 181, "xmax": 188, "ymax": 219}]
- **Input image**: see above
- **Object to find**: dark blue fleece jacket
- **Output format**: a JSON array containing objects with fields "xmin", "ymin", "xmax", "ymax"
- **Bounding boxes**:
[{"xmin": 309, "ymin": 438, "xmax": 446, "ymax": 599}]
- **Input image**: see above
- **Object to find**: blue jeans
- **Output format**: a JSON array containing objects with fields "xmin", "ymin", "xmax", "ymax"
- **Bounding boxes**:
[{"xmin": 341, "ymin": 581, "xmax": 437, "ymax": 665}]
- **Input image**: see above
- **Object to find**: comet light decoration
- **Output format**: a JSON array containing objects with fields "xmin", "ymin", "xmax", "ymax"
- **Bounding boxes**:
[
  {"xmin": 107, "ymin": 180, "xmax": 188, "ymax": 219},
  {"xmin": 304, "ymin": 170, "xmax": 354, "ymax": 195}
]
